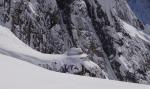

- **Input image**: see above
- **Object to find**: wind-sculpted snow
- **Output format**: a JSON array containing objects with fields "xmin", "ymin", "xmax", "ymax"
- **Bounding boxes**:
[{"xmin": 1, "ymin": 0, "xmax": 150, "ymax": 85}]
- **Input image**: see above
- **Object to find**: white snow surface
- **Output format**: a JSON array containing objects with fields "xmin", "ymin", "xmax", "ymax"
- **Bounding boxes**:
[{"xmin": 0, "ymin": 51, "xmax": 150, "ymax": 89}]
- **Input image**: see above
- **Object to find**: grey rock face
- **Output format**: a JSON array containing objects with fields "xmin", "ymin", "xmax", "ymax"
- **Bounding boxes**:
[{"xmin": 1, "ymin": 0, "xmax": 150, "ymax": 84}]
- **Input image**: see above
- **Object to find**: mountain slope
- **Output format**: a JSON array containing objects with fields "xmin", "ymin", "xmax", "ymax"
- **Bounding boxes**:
[
  {"xmin": 1, "ymin": 22, "xmax": 150, "ymax": 89},
  {"xmin": 1, "ymin": 0, "xmax": 150, "ymax": 84}
]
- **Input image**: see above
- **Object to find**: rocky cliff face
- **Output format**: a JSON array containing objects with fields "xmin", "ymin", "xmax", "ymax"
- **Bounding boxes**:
[{"xmin": 1, "ymin": 0, "xmax": 150, "ymax": 84}]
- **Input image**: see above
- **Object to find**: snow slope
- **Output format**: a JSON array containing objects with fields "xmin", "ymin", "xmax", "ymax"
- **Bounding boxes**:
[
  {"xmin": 0, "ymin": 25, "xmax": 104, "ymax": 78},
  {"xmin": 0, "ymin": 53, "xmax": 150, "ymax": 89}
]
